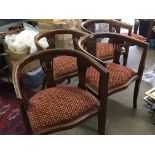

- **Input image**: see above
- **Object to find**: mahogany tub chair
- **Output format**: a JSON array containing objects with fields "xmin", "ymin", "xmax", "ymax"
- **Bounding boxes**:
[
  {"xmin": 12, "ymin": 49, "xmax": 109, "ymax": 135},
  {"xmin": 81, "ymin": 19, "xmax": 133, "ymax": 66},
  {"xmin": 78, "ymin": 32, "xmax": 148, "ymax": 109},
  {"xmin": 34, "ymin": 29, "xmax": 86, "ymax": 85}
]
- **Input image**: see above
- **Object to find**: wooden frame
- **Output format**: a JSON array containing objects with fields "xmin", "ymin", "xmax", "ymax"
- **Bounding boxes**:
[
  {"xmin": 81, "ymin": 19, "xmax": 132, "ymax": 34},
  {"xmin": 78, "ymin": 32, "xmax": 149, "ymax": 108},
  {"xmin": 34, "ymin": 29, "xmax": 86, "ymax": 86},
  {"xmin": 12, "ymin": 48, "xmax": 109, "ymax": 135},
  {"xmin": 81, "ymin": 19, "xmax": 133, "ymax": 66}
]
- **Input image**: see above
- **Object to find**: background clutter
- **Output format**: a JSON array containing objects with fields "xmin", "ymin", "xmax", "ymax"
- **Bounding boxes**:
[{"xmin": 142, "ymin": 64, "xmax": 155, "ymax": 87}]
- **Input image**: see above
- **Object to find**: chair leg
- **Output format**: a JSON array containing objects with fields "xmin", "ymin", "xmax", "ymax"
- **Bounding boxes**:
[
  {"xmin": 133, "ymin": 79, "xmax": 141, "ymax": 109},
  {"xmin": 67, "ymin": 78, "xmax": 71, "ymax": 83},
  {"xmin": 19, "ymin": 101, "xmax": 33, "ymax": 135},
  {"xmin": 98, "ymin": 109, "xmax": 106, "ymax": 135},
  {"xmin": 123, "ymin": 53, "xmax": 128, "ymax": 66},
  {"xmin": 123, "ymin": 46, "xmax": 129, "ymax": 66},
  {"xmin": 42, "ymin": 78, "xmax": 46, "ymax": 90}
]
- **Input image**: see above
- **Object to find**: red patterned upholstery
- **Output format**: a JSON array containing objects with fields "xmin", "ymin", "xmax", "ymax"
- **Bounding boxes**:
[
  {"xmin": 96, "ymin": 43, "xmax": 125, "ymax": 59},
  {"xmin": 86, "ymin": 63, "xmax": 137, "ymax": 92},
  {"xmin": 28, "ymin": 86, "xmax": 99, "ymax": 132},
  {"xmin": 121, "ymin": 33, "xmax": 146, "ymax": 41},
  {"xmin": 131, "ymin": 33, "xmax": 146, "ymax": 41},
  {"xmin": 53, "ymin": 56, "xmax": 77, "ymax": 79},
  {"xmin": 96, "ymin": 43, "xmax": 114, "ymax": 59}
]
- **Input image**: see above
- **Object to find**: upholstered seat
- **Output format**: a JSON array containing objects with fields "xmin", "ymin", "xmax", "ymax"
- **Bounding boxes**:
[
  {"xmin": 79, "ymin": 32, "xmax": 148, "ymax": 118},
  {"xmin": 131, "ymin": 33, "xmax": 146, "ymax": 41},
  {"xmin": 121, "ymin": 33, "xmax": 146, "ymax": 41},
  {"xmin": 28, "ymin": 86, "xmax": 100, "ymax": 133},
  {"xmin": 86, "ymin": 63, "xmax": 137, "ymax": 94},
  {"xmin": 53, "ymin": 56, "xmax": 77, "ymax": 80},
  {"xmin": 13, "ymin": 49, "xmax": 109, "ymax": 135}
]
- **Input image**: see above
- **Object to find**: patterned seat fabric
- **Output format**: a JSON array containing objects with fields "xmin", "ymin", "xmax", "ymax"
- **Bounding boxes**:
[
  {"xmin": 53, "ymin": 56, "xmax": 77, "ymax": 79},
  {"xmin": 131, "ymin": 33, "xmax": 146, "ymax": 41},
  {"xmin": 121, "ymin": 33, "xmax": 146, "ymax": 41},
  {"xmin": 96, "ymin": 43, "xmax": 114, "ymax": 59},
  {"xmin": 86, "ymin": 63, "xmax": 137, "ymax": 92},
  {"xmin": 28, "ymin": 86, "xmax": 99, "ymax": 132}
]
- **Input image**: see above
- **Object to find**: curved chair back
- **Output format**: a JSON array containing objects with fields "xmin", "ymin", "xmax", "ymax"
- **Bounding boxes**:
[
  {"xmin": 34, "ymin": 29, "xmax": 86, "ymax": 84},
  {"xmin": 35, "ymin": 29, "xmax": 86, "ymax": 50},
  {"xmin": 81, "ymin": 20, "xmax": 133, "ymax": 65},
  {"xmin": 78, "ymin": 32, "xmax": 148, "ymax": 76},
  {"xmin": 78, "ymin": 32, "xmax": 148, "ymax": 110},
  {"xmin": 12, "ymin": 48, "xmax": 109, "ymax": 134},
  {"xmin": 81, "ymin": 19, "xmax": 132, "ymax": 36}
]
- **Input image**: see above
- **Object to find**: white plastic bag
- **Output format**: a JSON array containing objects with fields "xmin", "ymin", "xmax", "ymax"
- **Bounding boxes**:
[
  {"xmin": 23, "ymin": 22, "xmax": 49, "ymax": 50},
  {"xmin": 18, "ymin": 29, "xmax": 38, "ymax": 53},
  {"xmin": 4, "ymin": 22, "xmax": 49, "ymax": 54},
  {"xmin": 4, "ymin": 34, "xmax": 17, "ymax": 52},
  {"xmin": 4, "ymin": 34, "xmax": 29, "ymax": 53},
  {"xmin": 142, "ymin": 64, "xmax": 155, "ymax": 87},
  {"xmin": 38, "ymin": 37, "xmax": 49, "ymax": 49}
]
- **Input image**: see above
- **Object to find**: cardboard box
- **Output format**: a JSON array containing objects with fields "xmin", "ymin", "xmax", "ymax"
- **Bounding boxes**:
[
  {"xmin": 34, "ymin": 19, "xmax": 83, "ymax": 48},
  {"xmin": 52, "ymin": 19, "xmax": 77, "ymax": 49},
  {"xmin": 32, "ymin": 19, "xmax": 54, "ymax": 32}
]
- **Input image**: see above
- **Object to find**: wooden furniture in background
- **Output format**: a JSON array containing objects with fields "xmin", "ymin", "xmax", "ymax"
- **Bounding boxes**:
[
  {"xmin": 35, "ymin": 29, "xmax": 86, "ymax": 85},
  {"xmin": 81, "ymin": 19, "xmax": 132, "ymax": 66}
]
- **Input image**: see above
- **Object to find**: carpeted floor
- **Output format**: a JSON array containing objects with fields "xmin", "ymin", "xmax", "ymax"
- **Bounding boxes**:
[{"xmin": 0, "ymin": 80, "xmax": 27, "ymax": 135}]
